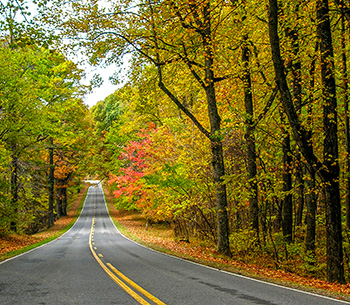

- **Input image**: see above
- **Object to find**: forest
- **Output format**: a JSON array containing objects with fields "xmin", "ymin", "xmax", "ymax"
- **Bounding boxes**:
[{"xmin": 1, "ymin": 0, "xmax": 350, "ymax": 285}]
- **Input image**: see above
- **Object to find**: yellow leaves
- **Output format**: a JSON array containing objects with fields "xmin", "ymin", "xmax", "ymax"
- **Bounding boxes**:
[{"xmin": 54, "ymin": 160, "xmax": 77, "ymax": 180}]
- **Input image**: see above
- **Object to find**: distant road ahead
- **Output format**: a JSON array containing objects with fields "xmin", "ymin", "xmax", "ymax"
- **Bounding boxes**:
[{"xmin": 0, "ymin": 185, "xmax": 348, "ymax": 305}]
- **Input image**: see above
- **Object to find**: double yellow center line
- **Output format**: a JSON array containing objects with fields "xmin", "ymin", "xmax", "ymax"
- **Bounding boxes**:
[{"xmin": 89, "ymin": 217, "xmax": 166, "ymax": 305}]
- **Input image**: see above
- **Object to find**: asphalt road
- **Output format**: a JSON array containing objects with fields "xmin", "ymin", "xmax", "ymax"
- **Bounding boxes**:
[{"xmin": 0, "ymin": 184, "xmax": 348, "ymax": 305}]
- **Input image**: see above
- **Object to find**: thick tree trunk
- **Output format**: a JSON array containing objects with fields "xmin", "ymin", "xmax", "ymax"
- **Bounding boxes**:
[
  {"xmin": 305, "ymin": 168, "xmax": 317, "ymax": 254},
  {"xmin": 56, "ymin": 195, "xmax": 62, "ymax": 219},
  {"xmin": 205, "ymin": 60, "xmax": 231, "ymax": 257},
  {"xmin": 281, "ymin": 131, "xmax": 293, "ymax": 243},
  {"xmin": 242, "ymin": 39, "xmax": 259, "ymax": 240},
  {"xmin": 323, "ymin": 176, "xmax": 344, "ymax": 283},
  {"xmin": 62, "ymin": 184, "xmax": 68, "ymax": 216},
  {"xmin": 305, "ymin": 43, "xmax": 318, "ymax": 256},
  {"xmin": 56, "ymin": 181, "xmax": 63, "ymax": 219},
  {"xmin": 203, "ymin": 7, "xmax": 231, "ymax": 257},
  {"xmin": 289, "ymin": 23, "xmax": 304, "ymax": 227},
  {"xmin": 341, "ymin": 13, "xmax": 350, "ymax": 228},
  {"xmin": 210, "ymin": 139, "xmax": 231, "ymax": 256},
  {"xmin": 268, "ymin": 0, "xmax": 345, "ymax": 283},
  {"xmin": 317, "ymin": 0, "xmax": 344, "ymax": 284},
  {"xmin": 295, "ymin": 162, "xmax": 304, "ymax": 226}
]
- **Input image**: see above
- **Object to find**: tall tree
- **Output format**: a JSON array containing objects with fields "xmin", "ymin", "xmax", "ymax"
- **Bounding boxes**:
[
  {"xmin": 0, "ymin": 46, "xmax": 46, "ymax": 231},
  {"xmin": 45, "ymin": 0, "xmax": 233, "ymax": 256},
  {"xmin": 339, "ymin": 4, "xmax": 350, "ymax": 229},
  {"xmin": 241, "ymin": 36, "xmax": 259, "ymax": 240},
  {"xmin": 268, "ymin": 0, "xmax": 345, "ymax": 283},
  {"xmin": 154, "ymin": 0, "xmax": 231, "ymax": 256},
  {"xmin": 281, "ymin": 121, "xmax": 293, "ymax": 243}
]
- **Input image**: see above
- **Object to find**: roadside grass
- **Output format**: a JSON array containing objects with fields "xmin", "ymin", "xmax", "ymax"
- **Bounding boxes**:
[
  {"xmin": 0, "ymin": 183, "xmax": 89, "ymax": 262},
  {"xmin": 103, "ymin": 187, "xmax": 350, "ymax": 303}
]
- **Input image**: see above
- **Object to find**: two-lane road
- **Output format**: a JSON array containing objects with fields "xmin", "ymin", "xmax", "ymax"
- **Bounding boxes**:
[{"xmin": 1, "ymin": 185, "xmax": 348, "ymax": 304}]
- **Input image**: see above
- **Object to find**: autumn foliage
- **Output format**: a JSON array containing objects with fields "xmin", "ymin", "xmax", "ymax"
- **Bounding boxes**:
[
  {"xmin": 3, "ymin": 0, "xmax": 350, "ymax": 286},
  {"xmin": 84, "ymin": 0, "xmax": 350, "ymax": 284}
]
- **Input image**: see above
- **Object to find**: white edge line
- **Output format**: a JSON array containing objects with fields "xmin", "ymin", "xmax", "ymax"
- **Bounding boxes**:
[
  {"xmin": 0, "ymin": 187, "xmax": 93, "ymax": 265},
  {"xmin": 99, "ymin": 185, "xmax": 350, "ymax": 304}
]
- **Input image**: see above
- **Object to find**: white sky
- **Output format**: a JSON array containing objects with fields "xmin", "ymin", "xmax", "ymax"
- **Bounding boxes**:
[
  {"xmin": 82, "ymin": 67, "xmax": 119, "ymax": 108},
  {"xmin": 81, "ymin": 60, "xmax": 131, "ymax": 108},
  {"xmin": 83, "ymin": 83, "xmax": 118, "ymax": 108}
]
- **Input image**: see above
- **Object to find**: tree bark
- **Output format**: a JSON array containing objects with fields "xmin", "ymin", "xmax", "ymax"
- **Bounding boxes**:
[
  {"xmin": 268, "ymin": 0, "xmax": 319, "ymax": 170},
  {"xmin": 62, "ymin": 185, "xmax": 68, "ymax": 216},
  {"xmin": 48, "ymin": 139, "xmax": 54, "ymax": 228},
  {"xmin": 10, "ymin": 151, "xmax": 19, "ymax": 232},
  {"xmin": 281, "ymin": 130, "xmax": 293, "ymax": 243},
  {"xmin": 56, "ymin": 181, "xmax": 63, "ymax": 219},
  {"xmin": 210, "ymin": 139, "xmax": 231, "ymax": 256},
  {"xmin": 295, "ymin": 161, "xmax": 304, "ymax": 227},
  {"xmin": 242, "ymin": 38, "xmax": 259, "ymax": 240},
  {"xmin": 341, "ymin": 12, "xmax": 350, "ymax": 228},
  {"xmin": 305, "ymin": 167, "xmax": 317, "ymax": 254},
  {"xmin": 317, "ymin": 0, "xmax": 344, "ymax": 284},
  {"xmin": 305, "ymin": 47, "xmax": 317, "ymax": 256},
  {"xmin": 202, "ymin": 3, "xmax": 231, "ymax": 257},
  {"xmin": 287, "ymin": 18, "xmax": 304, "ymax": 228}
]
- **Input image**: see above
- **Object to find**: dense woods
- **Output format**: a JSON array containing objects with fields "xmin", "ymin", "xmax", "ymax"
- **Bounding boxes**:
[
  {"xmin": 0, "ymin": 1, "xmax": 92, "ymax": 234},
  {"xmin": 2, "ymin": 0, "xmax": 350, "ymax": 285}
]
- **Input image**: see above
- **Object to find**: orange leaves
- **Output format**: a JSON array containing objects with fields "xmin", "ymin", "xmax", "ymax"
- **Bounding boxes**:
[{"xmin": 54, "ymin": 160, "xmax": 76, "ymax": 181}]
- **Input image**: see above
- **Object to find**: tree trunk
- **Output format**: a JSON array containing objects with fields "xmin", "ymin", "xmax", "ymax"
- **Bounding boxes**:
[
  {"xmin": 242, "ymin": 38, "xmax": 259, "ymax": 241},
  {"xmin": 210, "ymin": 139, "xmax": 231, "ymax": 256},
  {"xmin": 289, "ymin": 23, "xmax": 304, "ymax": 227},
  {"xmin": 305, "ymin": 42, "xmax": 318, "ymax": 257},
  {"xmin": 205, "ymin": 58, "xmax": 231, "ymax": 256},
  {"xmin": 295, "ymin": 161, "xmax": 304, "ymax": 226},
  {"xmin": 305, "ymin": 167, "xmax": 317, "ymax": 254},
  {"xmin": 203, "ymin": 5, "xmax": 231, "ymax": 257},
  {"xmin": 77, "ymin": 178, "xmax": 81, "ymax": 194},
  {"xmin": 10, "ymin": 152, "xmax": 19, "ymax": 232},
  {"xmin": 62, "ymin": 184, "xmax": 68, "ymax": 216},
  {"xmin": 317, "ymin": 0, "xmax": 345, "ymax": 284},
  {"xmin": 341, "ymin": 12, "xmax": 350, "ymax": 228},
  {"xmin": 48, "ymin": 139, "xmax": 54, "ymax": 228},
  {"xmin": 281, "ymin": 130, "xmax": 293, "ymax": 243},
  {"xmin": 56, "ymin": 181, "xmax": 63, "ymax": 219}
]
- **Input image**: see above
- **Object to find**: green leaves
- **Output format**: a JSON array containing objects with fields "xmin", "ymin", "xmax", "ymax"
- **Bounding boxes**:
[{"xmin": 0, "ymin": 43, "xmax": 90, "ymax": 234}]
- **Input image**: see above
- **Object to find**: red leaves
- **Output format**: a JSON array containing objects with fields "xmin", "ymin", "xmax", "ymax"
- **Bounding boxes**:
[{"xmin": 109, "ymin": 129, "xmax": 153, "ymax": 206}]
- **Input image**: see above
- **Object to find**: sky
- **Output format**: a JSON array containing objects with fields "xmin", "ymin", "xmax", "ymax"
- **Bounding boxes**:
[
  {"xmin": 82, "ymin": 67, "xmax": 119, "ymax": 108},
  {"xmin": 81, "ymin": 59, "xmax": 132, "ymax": 108},
  {"xmin": 81, "ymin": 55, "xmax": 131, "ymax": 108}
]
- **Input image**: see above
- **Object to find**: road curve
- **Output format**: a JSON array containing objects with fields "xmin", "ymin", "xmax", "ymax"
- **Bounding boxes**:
[{"xmin": 0, "ymin": 184, "xmax": 348, "ymax": 305}]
